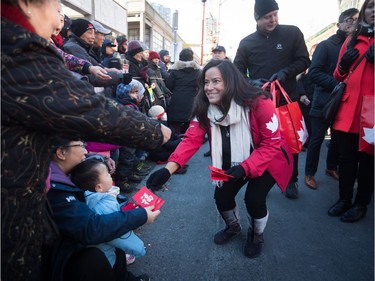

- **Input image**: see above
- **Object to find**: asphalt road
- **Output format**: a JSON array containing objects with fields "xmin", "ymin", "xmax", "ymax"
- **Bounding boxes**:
[{"xmin": 128, "ymin": 141, "xmax": 374, "ymax": 281}]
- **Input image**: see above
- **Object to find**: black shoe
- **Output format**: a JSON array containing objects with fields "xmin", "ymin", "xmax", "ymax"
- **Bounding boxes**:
[
  {"xmin": 135, "ymin": 161, "xmax": 151, "ymax": 176},
  {"xmin": 136, "ymin": 274, "xmax": 151, "ymax": 281},
  {"xmin": 129, "ymin": 174, "xmax": 142, "ymax": 183},
  {"xmin": 340, "ymin": 205, "xmax": 367, "ymax": 223},
  {"xmin": 328, "ymin": 200, "xmax": 352, "ymax": 217},
  {"xmin": 285, "ymin": 182, "xmax": 298, "ymax": 199},
  {"xmin": 203, "ymin": 150, "xmax": 211, "ymax": 157},
  {"xmin": 214, "ymin": 223, "xmax": 241, "ymax": 245},
  {"xmin": 118, "ymin": 181, "xmax": 134, "ymax": 193}
]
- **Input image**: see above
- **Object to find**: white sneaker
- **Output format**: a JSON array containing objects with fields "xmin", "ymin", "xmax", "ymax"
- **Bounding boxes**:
[{"xmin": 126, "ymin": 254, "xmax": 136, "ymax": 265}]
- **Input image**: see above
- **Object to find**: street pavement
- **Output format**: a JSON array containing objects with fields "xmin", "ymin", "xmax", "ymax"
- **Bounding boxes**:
[{"xmin": 129, "ymin": 141, "xmax": 374, "ymax": 281}]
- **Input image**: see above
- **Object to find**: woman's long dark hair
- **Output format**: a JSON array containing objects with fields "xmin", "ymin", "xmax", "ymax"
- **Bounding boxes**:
[
  {"xmin": 192, "ymin": 59, "xmax": 271, "ymax": 131},
  {"xmin": 347, "ymin": 0, "xmax": 374, "ymax": 48}
]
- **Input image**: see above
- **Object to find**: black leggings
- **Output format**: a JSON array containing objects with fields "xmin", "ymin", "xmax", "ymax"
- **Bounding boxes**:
[{"xmin": 214, "ymin": 170, "xmax": 275, "ymax": 219}]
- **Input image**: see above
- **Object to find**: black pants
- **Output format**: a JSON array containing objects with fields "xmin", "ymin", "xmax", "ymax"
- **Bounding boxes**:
[
  {"xmin": 336, "ymin": 131, "xmax": 374, "ymax": 205},
  {"xmin": 115, "ymin": 147, "xmax": 138, "ymax": 181},
  {"xmin": 289, "ymin": 153, "xmax": 299, "ymax": 184},
  {"xmin": 214, "ymin": 171, "xmax": 275, "ymax": 219},
  {"xmin": 305, "ymin": 116, "xmax": 339, "ymax": 176},
  {"xmin": 64, "ymin": 248, "xmax": 139, "ymax": 281}
]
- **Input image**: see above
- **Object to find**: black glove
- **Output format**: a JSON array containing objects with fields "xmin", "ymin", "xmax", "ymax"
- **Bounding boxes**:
[
  {"xmin": 248, "ymin": 78, "xmax": 268, "ymax": 88},
  {"xmin": 365, "ymin": 44, "xmax": 374, "ymax": 64},
  {"xmin": 146, "ymin": 168, "xmax": 171, "ymax": 191},
  {"xmin": 123, "ymin": 73, "xmax": 132, "ymax": 85},
  {"xmin": 338, "ymin": 48, "xmax": 360, "ymax": 74},
  {"xmin": 225, "ymin": 165, "xmax": 245, "ymax": 181},
  {"xmin": 269, "ymin": 70, "xmax": 287, "ymax": 83}
]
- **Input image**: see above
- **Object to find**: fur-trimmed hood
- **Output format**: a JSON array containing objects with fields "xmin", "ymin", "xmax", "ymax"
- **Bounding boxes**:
[{"xmin": 170, "ymin": 60, "xmax": 201, "ymax": 71}]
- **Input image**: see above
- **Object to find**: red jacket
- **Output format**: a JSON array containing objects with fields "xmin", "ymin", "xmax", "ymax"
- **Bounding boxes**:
[
  {"xmin": 169, "ymin": 97, "xmax": 293, "ymax": 191},
  {"xmin": 333, "ymin": 35, "xmax": 374, "ymax": 133}
]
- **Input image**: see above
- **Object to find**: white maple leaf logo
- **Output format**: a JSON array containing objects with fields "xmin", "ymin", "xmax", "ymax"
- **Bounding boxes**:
[
  {"xmin": 297, "ymin": 117, "xmax": 309, "ymax": 145},
  {"xmin": 266, "ymin": 113, "xmax": 279, "ymax": 133},
  {"xmin": 363, "ymin": 126, "xmax": 375, "ymax": 144}
]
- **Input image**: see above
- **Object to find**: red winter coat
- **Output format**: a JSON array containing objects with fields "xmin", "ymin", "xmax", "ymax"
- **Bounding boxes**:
[
  {"xmin": 169, "ymin": 97, "xmax": 293, "ymax": 191},
  {"xmin": 333, "ymin": 34, "xmax": 374, "ymax": 133}
]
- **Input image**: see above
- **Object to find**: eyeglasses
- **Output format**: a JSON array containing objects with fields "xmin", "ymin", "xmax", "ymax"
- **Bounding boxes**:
[
  {"xmin": 343, "ymin": 18, "xmax": 357, "ymax": 24},
  {"xmin": 62, "ymin": 142, "xmax": 87, "ymax": 149}
]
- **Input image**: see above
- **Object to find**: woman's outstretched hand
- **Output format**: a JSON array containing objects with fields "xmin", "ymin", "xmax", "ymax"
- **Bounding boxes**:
[{"xmin": 146, "ymin": 168, "xmax": 171, "ymax": 191}]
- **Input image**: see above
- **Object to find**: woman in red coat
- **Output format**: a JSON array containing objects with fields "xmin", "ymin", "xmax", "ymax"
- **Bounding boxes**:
[
  {"xmin": 147, "ymin": 59, "xmax": 293, "ymax": 259},
  {"xmin": 328, "ymin": 0, "xmax": 374, "ymax": 223}
]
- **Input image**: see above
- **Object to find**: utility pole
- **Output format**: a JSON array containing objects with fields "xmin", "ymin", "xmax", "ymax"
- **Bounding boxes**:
[
  {"xmin": 172, "ymin": 10, "xmax": 178, "ymax": 63},
  {"xmin": 200, "ymin": 0, "xmax": 207, "ymax": 65}
]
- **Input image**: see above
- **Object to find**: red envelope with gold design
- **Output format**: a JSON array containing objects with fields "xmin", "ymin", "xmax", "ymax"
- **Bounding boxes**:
[{"xmin": 132, "ymin": 186, "xmax": 165, "ymax": 211}]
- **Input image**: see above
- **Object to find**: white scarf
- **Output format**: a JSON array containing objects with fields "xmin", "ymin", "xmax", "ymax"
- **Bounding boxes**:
[{"xmin": 207, "ymin": 100, "xmax": 252, "ymax": 185}]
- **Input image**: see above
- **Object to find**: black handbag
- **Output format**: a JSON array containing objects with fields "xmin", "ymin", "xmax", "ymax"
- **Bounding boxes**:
[
  {"xmin": 322, "ymin": 51, "xmax": 367, "ymax": 124},
  {"xmin": 322, "ymin": 82, "xmax": 346, "ymax": 123}
]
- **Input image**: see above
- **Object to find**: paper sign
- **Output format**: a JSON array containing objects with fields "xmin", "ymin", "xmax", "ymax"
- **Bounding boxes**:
[
  {"xmin": 132, "ymin": 186, "xmax": 165, "ymax": 211},
  {"xmin": 208, "ymin": 165, "xmax": 234, "ymax": 181}
]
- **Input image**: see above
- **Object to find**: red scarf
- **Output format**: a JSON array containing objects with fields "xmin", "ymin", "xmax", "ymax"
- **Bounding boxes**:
[{"xmin": 1, "ymin": 3, "xmax": 36, "ymax": 33}]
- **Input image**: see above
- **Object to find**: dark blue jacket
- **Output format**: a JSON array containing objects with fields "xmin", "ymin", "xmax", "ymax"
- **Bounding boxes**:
[
  {"xmin": 308, "ymin": 29, "xmax": 347, "ymax": 117},
  {"xmin": 47, "ymin": 162, "xmax": 147, "ymax": 281}
]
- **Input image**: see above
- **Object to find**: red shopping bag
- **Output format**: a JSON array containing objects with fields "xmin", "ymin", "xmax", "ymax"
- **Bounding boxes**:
[
  {"xmin": 264, "ymin": 80, "xmax": 308, "ymax": 154},
  {"xmin": 359, "ymin": 95, "xmax": 374, "ymax": 155}
]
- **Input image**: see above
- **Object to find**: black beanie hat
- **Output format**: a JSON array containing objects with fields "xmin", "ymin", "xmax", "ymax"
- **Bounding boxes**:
[
  {"xmin": 254, "ymin": 0, "xmax": 279, "ymax": 20},
  {"xmin": 127, "ymin": 40, "xmax": 144, "ymax": 56},
  {"xmin": 71, "ymin": 18, "xmax": 95, "ymax": 38},
  {"xmin": 117, "ymin": 35, "xmax": 128, "ymax": 46}
]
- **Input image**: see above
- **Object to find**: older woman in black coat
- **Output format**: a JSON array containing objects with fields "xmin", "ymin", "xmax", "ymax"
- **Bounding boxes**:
[{"xmin": 1, "ymin": 1, "xmax": 170, "ymax": 280}]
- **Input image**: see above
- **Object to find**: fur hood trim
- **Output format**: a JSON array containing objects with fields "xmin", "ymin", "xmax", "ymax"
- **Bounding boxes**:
[{"xmin": 170, "ymin": 60, "xmax": 201, "ymax": 71}]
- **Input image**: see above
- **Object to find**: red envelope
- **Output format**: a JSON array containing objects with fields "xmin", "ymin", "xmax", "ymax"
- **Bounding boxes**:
[
  {"xmin": 132, "ymin": 186, "xmax": 165, "ymax": 211},
  {"xmin": 208, "ymin": 166, "xmax": 234, "ymax": 181}
]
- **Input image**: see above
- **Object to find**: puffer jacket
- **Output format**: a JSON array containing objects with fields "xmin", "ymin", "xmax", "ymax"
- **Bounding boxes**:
[{"xmin": 1, "ymin": 15, "xmax": 163, "ymax": 281}]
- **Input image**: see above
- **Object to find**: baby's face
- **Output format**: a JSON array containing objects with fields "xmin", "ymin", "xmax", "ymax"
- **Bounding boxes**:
[{"xmin": 96, "ymin": 164, "xmax": 113, "ymax": 193}]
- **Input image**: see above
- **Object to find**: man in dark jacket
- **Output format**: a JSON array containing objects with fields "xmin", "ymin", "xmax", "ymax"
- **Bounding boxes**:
[
  {"xmin": 234, "ymin": 0, "xmax": 310, "ymax": 199},
  {"xmin": 63, "ymin": 18, "xmax": 128, "ymax": 95},
  {"xmin": 304, "ymin": 8, "xmax": 359, "ymax": 190},
  {"xmin": 89, "ymin": 20, "xmax": 111, "ymax": 64}
]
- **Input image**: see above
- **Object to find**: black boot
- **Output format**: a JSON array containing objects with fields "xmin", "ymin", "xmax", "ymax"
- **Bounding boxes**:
[
  {"xmin": 214, "ymin": 207, "xmax": 241, "ymax": 245},
  {"xmin": 244, "ymin": 229, "xmax": 264, "ymax": 258},
  {"xmin": 244, "ymin": 213, "xmax": 268, "ymax": 258}
]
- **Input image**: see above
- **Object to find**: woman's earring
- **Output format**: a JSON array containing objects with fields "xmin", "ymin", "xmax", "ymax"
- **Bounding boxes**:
[{"xmin": 27, "ymin": 9, "xmax": 32, "ymax": 15}]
